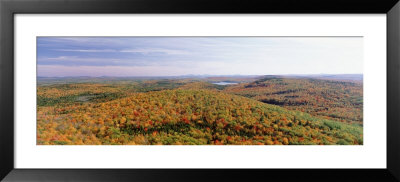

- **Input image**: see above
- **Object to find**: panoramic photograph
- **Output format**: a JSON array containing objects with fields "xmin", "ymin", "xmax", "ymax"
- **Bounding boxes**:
[{"xmin": 37, "ymin": 37, "xmax": 363, "ymax": 145}]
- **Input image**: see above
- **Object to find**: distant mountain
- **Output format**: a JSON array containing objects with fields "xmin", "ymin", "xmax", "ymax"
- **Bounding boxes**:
[
  {"xmin": 281, "ymin": 74, "xmax": 363, "ymax": 81},
  {"xmin": 37, "ymin": 74, "xmax": 363, "ymax": 85}
]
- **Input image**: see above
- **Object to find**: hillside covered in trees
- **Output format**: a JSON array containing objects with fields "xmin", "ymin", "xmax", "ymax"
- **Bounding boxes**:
[
  {"xmin": 37, "ymin": 76, "xmax": 363, "ymax": 145},
  {"xmin": 224, "ymin": 77, "xmax": 363, "ymax": 124}
]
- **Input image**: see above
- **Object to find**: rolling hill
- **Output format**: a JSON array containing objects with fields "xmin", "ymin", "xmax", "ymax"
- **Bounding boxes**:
[
  {"xmin": 223, "ymin": 77, "xmax": 363, "ymax": 124},
  {"xmin": 37, "ymin": 89, "xmax": 363, "ymax": 145}
]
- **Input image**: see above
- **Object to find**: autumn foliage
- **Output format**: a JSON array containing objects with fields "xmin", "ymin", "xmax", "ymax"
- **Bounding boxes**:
[{"xmin": 37, "ymin": 77, "xmax": 363, "ymax": 145}]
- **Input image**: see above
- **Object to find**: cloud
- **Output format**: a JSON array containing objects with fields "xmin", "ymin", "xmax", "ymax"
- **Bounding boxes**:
[
  {"xmin": 40, "ymin": 37, "xmax": 127, "ymax": 45},
  {"xmin": 44, "ymin": 56, "xmax": 78, "ymax": 60},
  {"xmin": 37, "ymin": 37, "xmax": 363, "ymax": 77},
  {"xmin": 50, "ymin": 47, "xmax": 191, "ymax": 55},
  {"xmin": 53, "ymin": 49, "xmax": 117, "ymax": 53},
  {"xmin": 120, "ymin": 48, "xmax": 190, "ymax": 55},
  {"xmin": 37, "ymin": 65, "xmax": 192, "ymax": 77},
  {"xmin": 38, "ymin": 56, "xmax": 151, "ymax": 66}
]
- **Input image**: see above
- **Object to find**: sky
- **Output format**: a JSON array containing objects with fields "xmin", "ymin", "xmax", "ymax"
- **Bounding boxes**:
[{"xmin": 37, "ymin": 37, "xmax": 363, "ymax": 77}]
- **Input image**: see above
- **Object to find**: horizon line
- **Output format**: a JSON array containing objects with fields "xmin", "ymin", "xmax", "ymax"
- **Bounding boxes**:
[{"xmin": 37, "ymin": 73, "xmax": 364, "ymax": 78}]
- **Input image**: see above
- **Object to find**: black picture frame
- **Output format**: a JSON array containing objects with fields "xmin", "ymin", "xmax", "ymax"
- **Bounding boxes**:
[{"xmin": 1, "ymin": 0, "xmax": 399, "ymax": 181}]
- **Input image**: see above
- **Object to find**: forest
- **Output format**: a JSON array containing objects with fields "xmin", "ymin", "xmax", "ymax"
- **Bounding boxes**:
[{"xmin": 37, "ymin": 75, "xmax": 363, "ymax": 145}]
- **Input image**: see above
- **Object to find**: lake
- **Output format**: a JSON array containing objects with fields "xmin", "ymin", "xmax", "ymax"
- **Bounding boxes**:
[{"xmin": 212, "ymin": 82, "xmax": 238, "ymax": 86}]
